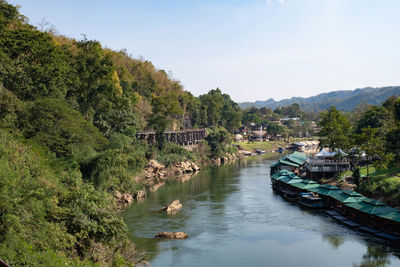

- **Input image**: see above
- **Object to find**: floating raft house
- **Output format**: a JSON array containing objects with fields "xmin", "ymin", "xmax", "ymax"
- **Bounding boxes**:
[
  {"xmin": 270, "ymin": 151, "xmax": 307, "ymax": 174},
  {"xmin": 270, "ymin": 167, "xmax": 400, "ymax": 236}
]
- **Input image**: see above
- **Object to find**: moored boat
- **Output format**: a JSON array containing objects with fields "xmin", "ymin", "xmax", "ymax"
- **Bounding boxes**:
[
  {"xmin": 298, "ymin": 192, "xmax": 325, "ymax": 209},
  {"xmin": 280, "ymin": 188, "xmax": 299, "ymax": 202}
]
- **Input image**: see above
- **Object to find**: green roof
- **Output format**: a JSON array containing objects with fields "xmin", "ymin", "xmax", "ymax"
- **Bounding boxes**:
[
  {"xmin": 378, "ymin": 211, "xmax": 400, "ymax": 223},
  {"xmin": 345, "ymin": 199, "xmax": 398, "ymax": 215},
  {"xmin": 362, "ymin": 198, "xmax": 386, "ymax": 206},
  {"xmin": 291, "ymin": 151, "xmax": 308, "ymax": 161},
  {"xmin": 277, "ymin": 175, "xmax": 303, "ymax": 184},
  {"xmin": 271, "ymin": 170, "xmax": 293, "ymax": 180},
  {"xmin": 285, "ymin": 155, "xmax": 305, "ymax": 165},
  {"xmin": 287, "ymin": 178, "xmax": 304, "ymax": 184},
  {"xmin": 270, "ymin": 152, "xmax": 307, "ymax": 170},
  {"xmin": 270, "ymin": 162, "xmax": 280, "ymax": 168},
  {"xmin": 319, "ymin": 184, "xmax": 340, "ymax": 190},
  {"xmin": 329, "ymin": 190, "xmax": 365, "ymax": 203},
  {"xmin": 291, "ymin": 179, "xmax": 319, "ymax": 189},
  {"xmin": 308, "ymin": 184, "xmax": 341, "ymax": 196},
  {"xmin": 279, "ymin": 159, "xmax": 299, "ymax": 167}
]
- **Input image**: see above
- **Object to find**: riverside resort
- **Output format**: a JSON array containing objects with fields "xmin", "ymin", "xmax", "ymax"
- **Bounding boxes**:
[{"xmin": 2, "ymin": 0, "xmax": 400, "ymax": 266}]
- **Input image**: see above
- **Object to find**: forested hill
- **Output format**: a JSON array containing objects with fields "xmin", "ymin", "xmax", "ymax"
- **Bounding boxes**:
[
  {"xmin": 239, "ymin": 86, "xmax": 400, "ymax": 112},
  {"xmin": 0, "ymin": 1, "xmax": 241, "ymax": 265}
]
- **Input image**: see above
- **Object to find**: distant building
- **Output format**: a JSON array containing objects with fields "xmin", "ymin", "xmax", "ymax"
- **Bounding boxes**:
[{"xmin": 305, "ymin": 148, "xmax": 351, "ymax": 179}]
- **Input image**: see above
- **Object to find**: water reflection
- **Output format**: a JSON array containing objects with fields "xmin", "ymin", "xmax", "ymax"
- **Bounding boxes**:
[
  {"xmin": 323, "ymin": 234, "xmax": 345, "ymax": 249},
  {"xmin": 354, "ymin": 246, "xmax": 391, "ymax": 267},
  {"xmin": 122, "ymin": 156, "xmax": 400, "ymax": 267}
]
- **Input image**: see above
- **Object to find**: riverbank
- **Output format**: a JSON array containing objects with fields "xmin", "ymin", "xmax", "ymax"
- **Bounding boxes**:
[
  {"xmin": 121, "ymin": 157, "xmax": 400, "ymax": 267},
  {"xmin": 234, "ymin": 138, "xmax": 319, "ymax": 154},
  {"xmin": 116, "ymin": 146, "xmax": 243, "ymax": 207},
  {"xmin": 353, "ymin": 166, "xmax": 400, "ymax": 207}
]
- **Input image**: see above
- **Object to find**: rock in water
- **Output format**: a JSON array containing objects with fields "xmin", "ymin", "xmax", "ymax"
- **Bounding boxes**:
[
  {"xmin": 162, "ymin": 199, "xmax": 183, "ymax": 213},
  {"xmin": 133, "ymin": 190, "xmax": 146, "ymax": 199},
  {"xmin": 155, "ymin": 232, "xmax": 188, "ymax": 239}
]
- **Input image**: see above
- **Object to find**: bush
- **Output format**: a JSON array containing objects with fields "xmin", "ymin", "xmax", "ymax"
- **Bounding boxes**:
[
  {"xmin": 22, "ymin": 98, "xmax": 108, "ymax": 157},
  {"xmin": 0, "ymin": 130, "xmax": 137, "ymax": 265},
  {"xmin": 353, "ymin": 167, "xmax": 361, "ymax": 187},
  {"xmin": 85, "ymin": 134, "xmax": 146, "ymax": 192},
  {"xmin": 156, "ymin": 142, "xmax": 193, "ymax": 166},
  {"xmin": 205, "ymin": 127, "xmax": 232, "ymax": 159}
]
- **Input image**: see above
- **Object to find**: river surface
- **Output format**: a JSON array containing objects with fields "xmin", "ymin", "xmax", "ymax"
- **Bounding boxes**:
[{"xmin": 122, "ymin": 156, "xmax": 400, "ymax": 267}]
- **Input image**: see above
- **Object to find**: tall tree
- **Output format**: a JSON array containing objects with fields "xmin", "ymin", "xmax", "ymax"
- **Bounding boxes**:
[{"xmin": 318, "ymin": 106, "xmax": 351, "ymax": 150}]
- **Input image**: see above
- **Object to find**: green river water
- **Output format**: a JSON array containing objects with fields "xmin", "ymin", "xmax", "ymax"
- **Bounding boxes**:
[{"xmin": 122, "ymin": 156, "xmax": 400, "ymax": 267}]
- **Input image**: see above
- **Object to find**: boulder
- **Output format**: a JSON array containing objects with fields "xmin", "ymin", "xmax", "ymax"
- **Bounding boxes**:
[
  {"xmin": 158, "ymin": 170, "xmax": 167, "ymax": 177},
  {"xmin": 162, "ymin": 199, "xmax": 182, "ymax": 213},
  {"xmin": 115, "ymin": 191, "xmax": 122, "ymax": 200},
  {"xmin": 144, "ymin": 170, "xmax": 153, "ymax": 179},
  {"xmin": 155, "ymin": 232, "xmax": 188, "ymax": 239},
  {"xmin": 174, "ymin": 169, "xmax": 184, "ymax": 175},
  {"xmin": 191, "ymin": 163, "xmax": 200, "ymax": 172},
  {"xmin": 121, "ymin": 193, "xmax": 134, "ymax": 204},
  {"xmin": 115, "ymin": 191, "xmax": 134, "ymax": 204},
  {"xmin": 133, "ymin": 190, "xmax": 146, "ymax": 199}
]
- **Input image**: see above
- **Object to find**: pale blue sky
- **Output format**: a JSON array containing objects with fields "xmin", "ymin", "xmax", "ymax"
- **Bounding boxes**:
[{"xmin": 9, "ymin": 0, "xmax": 400, "ymax": 102}]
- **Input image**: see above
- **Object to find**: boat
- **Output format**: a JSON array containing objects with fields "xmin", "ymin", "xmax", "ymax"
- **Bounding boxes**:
[
  {"xmin": 298, "ymin": 193, "xmax": 325, "ymax": 209},
  {"xmin": 280, "ymin": 188, "xmax": 299, "ymax": 202},
  {"xmin": 256, "ymin": 149, "xmax": 266, "ymax": 155}
]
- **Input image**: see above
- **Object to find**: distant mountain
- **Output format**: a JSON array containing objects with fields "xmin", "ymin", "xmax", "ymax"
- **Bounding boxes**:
[{"xmin": 239, "ymin": 86, "xmax": 400, "ymax": 112}]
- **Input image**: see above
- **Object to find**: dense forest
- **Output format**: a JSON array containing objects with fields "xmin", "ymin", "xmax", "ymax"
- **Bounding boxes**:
[
  {"xmin": 2, "ymin": 1, "xmax": 400, "ymax": 265},
  {"xmin": 0, "ymin": 1, "xmax": 243, "ymax": 265}
]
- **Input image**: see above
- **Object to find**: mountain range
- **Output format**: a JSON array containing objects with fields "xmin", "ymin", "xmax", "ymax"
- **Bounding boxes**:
[{"xmin": 239, "ymin": 86, "xmax": 400, "ymax": 112}]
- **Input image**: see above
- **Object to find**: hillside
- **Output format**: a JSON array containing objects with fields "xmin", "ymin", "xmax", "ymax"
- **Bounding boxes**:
[
  {"xmin": 0, "ymin": 1, "xmax": 241, "ymax": 265},
  {"xmin": 239, "ymin": 86, "xmax": 400, "ymax": 112}
]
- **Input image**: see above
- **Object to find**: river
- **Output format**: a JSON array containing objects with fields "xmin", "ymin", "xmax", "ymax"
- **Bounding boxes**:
[{"xmin": 122, "ymin": 156, "xmax": 400, "ymax": 267}]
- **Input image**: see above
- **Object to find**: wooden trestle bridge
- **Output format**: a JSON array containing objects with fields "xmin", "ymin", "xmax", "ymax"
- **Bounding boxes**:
[{"xmin": 136, "ymin": 129, "xmax": 207, "ymax": 146}]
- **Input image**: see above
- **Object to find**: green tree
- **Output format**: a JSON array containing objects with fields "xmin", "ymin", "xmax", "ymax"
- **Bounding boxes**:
[
  {"xmin": 205, "ymin": 128, "xmax": 232, "ymax": 158},
  {"xmin": 242, "ymin": 113, "xmax": 262, "ymax": 126},
  {"xmin": 353, "ymin": 167, "xmax": 361, "ymax": 187},
  {"xmin": 0, "ymin": 3, "xmax": 69, "ymax": 101},
  {"xmin": 23, "ymin": 98, "xmax": 108, "ymax": 157},
  {"xmin": 356, "ymin": 126, "xmax": 393, "ymax": 185},
  {"xmin": 318, "ymin": 106, "xmax": 352, "ymax": 150},
  {"xmin": 355, "ymin": 105, "xmax": 392, "ymax": 134}
]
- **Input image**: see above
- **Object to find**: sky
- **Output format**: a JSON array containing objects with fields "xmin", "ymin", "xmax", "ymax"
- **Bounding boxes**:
[{"xmin": 8, "ymin": 0, "xmax": 400, "ymax": 102}]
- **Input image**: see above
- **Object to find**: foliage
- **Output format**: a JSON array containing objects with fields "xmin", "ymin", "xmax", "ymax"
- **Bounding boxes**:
[
  {"xmin": 0, "ymin": 1, "xmax": 249, "ymax": 265},
  {"xmin": 23, "ymin": 98, "xmax": 108, "ymax": 157},
  {"xmin": 0, "ymin": 130, "xmax": 136, "ymax": 266},
  {"xmin": 356, "ymin": 165, "xmax": 400, "ymax": 206},
  {"xmin": 199, "ymin": 88, "xmax": 242, "ymax": 131},
  {"xmin": 355, "ymin": 105, "xmax": 393, "ymax": 134},
  {"xmin": 205, "ymin": 127, "xmax": 232, "ymax": 159},
  {"xmin": 318, "ymin": 106, "xmax": 352, "ymax": 150},
  {"xmin": 84, "ymin": 135, "xmax": 146, "ymax": 192},
  {"xmin": 353, "ymin": 167, "xmax": 361, "ymax": 187},
  {"xmin": 0, "ymin": 2, "xmax": 69, "ymax": 101},
  {"xmin": 156, "ymin": 142, "xmax": 193, "ymax": 166}
]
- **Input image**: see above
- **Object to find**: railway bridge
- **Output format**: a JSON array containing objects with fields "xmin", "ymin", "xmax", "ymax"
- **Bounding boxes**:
[{"xmin": 136, "ymin": 129, "xmax": 207, "ymax": 146}]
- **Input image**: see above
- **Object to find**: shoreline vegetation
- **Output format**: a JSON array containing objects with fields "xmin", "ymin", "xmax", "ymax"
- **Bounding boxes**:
[
  {"xmin": 2, "ymin": 0, "xmax": 400, "ymax": 266},
  {"xmin": 0, "ymin": 2, "xmax": 252, "ymax": 265}
]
